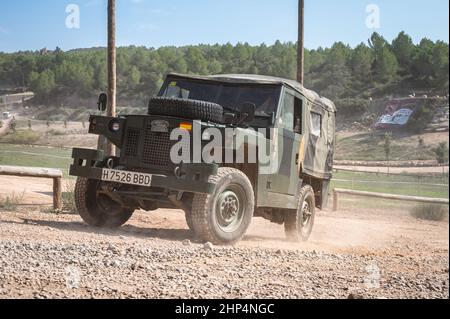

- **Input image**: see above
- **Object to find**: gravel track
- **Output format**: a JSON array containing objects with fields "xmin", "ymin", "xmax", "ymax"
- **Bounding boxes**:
[
  {"xmin": 0, "ymin": 205, "xmax": 448, "ymax": 299},
  {"xmin": 0, "ymin": 176, "xmax": 448, "ymax": 299}
]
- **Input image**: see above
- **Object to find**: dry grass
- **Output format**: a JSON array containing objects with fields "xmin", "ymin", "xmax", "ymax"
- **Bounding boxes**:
[
  {"xmin": 62, "ymin": 181, "xmax": 77, "ymax": 214},
  {"xmin": 0, "ymin": 192, "xmax": 25, "ymax": 211},
  {"xmin": 411, "ymin": 204, "xmax": 449, "ymax": 221},
  {"xmin": 0, "ymin": 130, "xmax": 40, "ymax": 144}
]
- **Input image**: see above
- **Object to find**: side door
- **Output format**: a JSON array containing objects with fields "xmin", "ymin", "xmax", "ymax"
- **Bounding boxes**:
[{"xmin": 267, "ymin": 89, "xmax": 304, "ymax": 196}]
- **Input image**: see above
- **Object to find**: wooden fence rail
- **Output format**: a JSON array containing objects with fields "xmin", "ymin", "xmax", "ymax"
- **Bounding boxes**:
[
  {"xmin": 0, "ymin": 166, "xmax": 63, "ymax": 210},
  {"xmin": 333, "ymin": 188, "xmax": 449, "ymax": 212}
]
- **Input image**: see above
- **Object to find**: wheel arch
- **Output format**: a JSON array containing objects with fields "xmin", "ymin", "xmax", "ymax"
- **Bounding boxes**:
[{"xmin": 300, "ymin": 174, "xmax": 331, "ymax": 209}]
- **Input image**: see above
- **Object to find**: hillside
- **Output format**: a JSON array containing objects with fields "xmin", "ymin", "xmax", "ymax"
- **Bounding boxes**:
[
  {"xmin": 0, "ymin": 31, "xmax": 448, "ymax": 113},
  {"xmin": 1, "ymin": 31, "xmax": 448, "ymax": 163}
]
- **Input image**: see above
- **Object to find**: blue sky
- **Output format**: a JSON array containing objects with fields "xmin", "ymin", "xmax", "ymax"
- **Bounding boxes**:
[{"xmin": 0, "ymin": 0, "xmax": 448, "ymax": 53}]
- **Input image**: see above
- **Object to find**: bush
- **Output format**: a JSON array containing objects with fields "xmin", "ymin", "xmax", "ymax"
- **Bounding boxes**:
[
  {"xmin": 335, "ymin": 98, "xmax": 370, "ymax": 115},
  {"xmin": 411, "ymin": 204, "xmax": 449, "ymax": 221},
  {"xmin": 62, "ymin": 182, "xmax": 77, "ymax": 214},
  {"xmin": 407, "ymin": 104, "xmax": 433, "ymax": 132},
  {"xmin": 69, "ymin": 108, "xmax": 85, "ymax": 121},
  {"xmin": 0, "ymin": 130, "xmax": 40, "ymax": 144},
  {"xmin": 9, "ymin": 119, "xmax": 16, "ymax": 132},
  {"xmin": 434, "ymin": 142, "xmax": 449, "ymax": 164},
  {"xmin": 0, "ymin": 192, "xmax": 24, "ymax": 211}
]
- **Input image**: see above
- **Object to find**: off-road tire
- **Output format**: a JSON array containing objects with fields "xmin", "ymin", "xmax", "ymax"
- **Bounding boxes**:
[
  {"xmin": 284, "ymin": 185, "xmax": 316, "ymax": 242},
  {"xmin": 191, "ymin": 168, "xmax": 254, "ymax": 245},
  {"xmin": 148, "ymin": 97, "xmax": 223, "ymax": 123},
  {"xmin": 74, "ymin": 177, "xmax": 134, "ymax": 228},
  {"xmin": 184, "ymin": 210, "xmax": 195, "ymax": 232}
]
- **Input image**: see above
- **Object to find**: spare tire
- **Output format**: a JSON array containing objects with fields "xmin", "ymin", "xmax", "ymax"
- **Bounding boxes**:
[{"xmin": 148, "ymin": 97, "xmax": 223, "ymax": 123}]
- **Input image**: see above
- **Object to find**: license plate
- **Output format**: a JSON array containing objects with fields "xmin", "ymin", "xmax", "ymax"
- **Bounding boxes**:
[{"xmin": 101, "ymin": 169, "xmax": 152, "ymax": 187}]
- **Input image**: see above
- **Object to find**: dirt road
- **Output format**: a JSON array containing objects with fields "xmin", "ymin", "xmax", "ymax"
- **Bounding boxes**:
[{"xmin": 0, "ymin": 176, "xmax": 448, "ymax": 299}]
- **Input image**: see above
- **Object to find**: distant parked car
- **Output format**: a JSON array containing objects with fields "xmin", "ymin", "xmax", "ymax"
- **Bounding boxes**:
[{"xmin": 2, "ymin": 112, "xmax": 12, "ymax": 120}]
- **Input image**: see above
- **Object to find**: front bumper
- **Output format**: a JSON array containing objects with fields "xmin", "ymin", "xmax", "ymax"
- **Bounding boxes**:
[{"xmin": 69, "ymin": 148, "xmax": 218, "ymax": 194}]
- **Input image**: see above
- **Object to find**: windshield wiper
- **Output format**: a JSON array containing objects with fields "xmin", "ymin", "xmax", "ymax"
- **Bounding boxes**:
[{"xmin": 254, "ymin": 112, "xmax": 273, "ymax": 118}]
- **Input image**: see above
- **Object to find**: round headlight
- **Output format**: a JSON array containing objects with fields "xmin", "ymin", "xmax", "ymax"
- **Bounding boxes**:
[{"xmin": 110, "ymin": 121, "xmax": 121, "ymax": 132}]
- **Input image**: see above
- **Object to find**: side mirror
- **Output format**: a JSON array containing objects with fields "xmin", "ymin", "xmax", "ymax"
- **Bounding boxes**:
[
  {"xmin": 97, "ymin": 93, "xmax": 108, "ymax": 112},
  {"xmin": 240, "ymin": 102, "xmax": 256, "ymax": 123}
]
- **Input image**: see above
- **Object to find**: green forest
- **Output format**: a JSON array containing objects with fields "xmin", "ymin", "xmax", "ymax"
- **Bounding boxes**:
[{"xmin": 0, "ymin": 32, "xmax": 448, "ymax": 114}]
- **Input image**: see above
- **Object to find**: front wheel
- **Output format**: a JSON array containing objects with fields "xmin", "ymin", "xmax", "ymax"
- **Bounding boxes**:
[
  {"xmin": 191, "ymin": 168, "xmax": 254, "ymax": 245},
  {"xmin": 74, "ymin": 177, "xmax": 134, "ymax": 228},
  {"xmin": 284, "ymin": 185, "xmax": 316, "ymax": 242},
  {"xmin": 184, "ymin": 209, "xmax": 195, "ymax": 232}
]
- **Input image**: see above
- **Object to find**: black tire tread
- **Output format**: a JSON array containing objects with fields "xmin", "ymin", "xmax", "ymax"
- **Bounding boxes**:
[
  {"xmin": 184, "ymin": 210, "xmax": 195, "ymax": 232},
  {"xmin": 75, "ymin": 177, "xmax": 101, "ymax": 226},
  {"xmin": 284, "ymin": 184, "xmax": 316, "ymax": 242},
  {"xmin": 74, "ymin": 177, "xmax": 133, "ymax": 228},
  {"xmin": 191, "ymin": 168, "xmax": 254, "ymax": 245},
  {"xmin": 148, "ymin": 97, "xmax": 223, "ymax": 123}
]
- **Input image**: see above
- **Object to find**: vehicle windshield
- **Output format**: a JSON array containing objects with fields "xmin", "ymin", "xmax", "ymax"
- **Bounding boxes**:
[{"xmin": 159, "ymin": 78, "xmax": 281, "ymax": 125}]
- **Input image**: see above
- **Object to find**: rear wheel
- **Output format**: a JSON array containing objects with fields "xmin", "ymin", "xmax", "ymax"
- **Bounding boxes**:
[
  {"xmin": 191, "ymin": 168, "xmax": 254, "ymax": 245},
  {"xmin": 74, "ymin": 177, "xmax": 134, "ymax": 228},
  {"xmin": 284, "ymin": 185, "xmax": 316, "ymax": 242}
]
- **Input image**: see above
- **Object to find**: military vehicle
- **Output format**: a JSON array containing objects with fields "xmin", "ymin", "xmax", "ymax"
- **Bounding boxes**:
[{"xmin": 70, "ymin": 73, "xmax": 336, "ymax": 245}]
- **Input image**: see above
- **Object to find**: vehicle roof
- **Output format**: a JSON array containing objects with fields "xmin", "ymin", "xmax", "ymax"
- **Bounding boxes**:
[{"xmin": 167, "ymin": 73, "xmax": 336, "ymax": 113}]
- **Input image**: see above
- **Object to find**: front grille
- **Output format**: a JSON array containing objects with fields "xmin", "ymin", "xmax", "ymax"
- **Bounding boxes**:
[
  {"xmin": 124, "ymin": 128, "xmax": 140, "ymax": 158},
  {"xmin": 142, "ymin": 127, "xmax": 175, "ymax": 168},
  {"xmin": 122, "ymin": 121, "xmax": 190, "ymax": 169}
]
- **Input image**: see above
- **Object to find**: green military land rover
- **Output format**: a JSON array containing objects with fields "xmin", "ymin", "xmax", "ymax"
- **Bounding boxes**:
[{"xmin": 70, "ymin": 73, "xmax": 336, "ymax": 245}]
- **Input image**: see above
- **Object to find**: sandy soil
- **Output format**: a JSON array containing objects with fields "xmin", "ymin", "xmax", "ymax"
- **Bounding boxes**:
[
  {"xmin": 0, "ymin": 176, "xmax": 448, "ymax": 299},
  {"xmin": 0, "ymin": 176, "xmax": 54, "ymax": 206}
]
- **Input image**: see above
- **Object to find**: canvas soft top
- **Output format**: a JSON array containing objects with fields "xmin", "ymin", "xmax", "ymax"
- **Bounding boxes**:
[{"xmin": 167, "ymin": 73, "xmax": 336, "ymax": 113}]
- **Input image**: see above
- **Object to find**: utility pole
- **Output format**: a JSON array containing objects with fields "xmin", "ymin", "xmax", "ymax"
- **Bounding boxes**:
[
  {"xmin": 106, "ymin": 0, "xmax": 116, "ymax": 156},
  {"xmin": 297, "ymin": 0, "xmax": 305, "ymax": 85}
]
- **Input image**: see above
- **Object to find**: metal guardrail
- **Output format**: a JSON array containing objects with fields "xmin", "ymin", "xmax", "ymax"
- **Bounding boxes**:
[
  {"xmin": 332, "ymin": 188, "xmax": 449, "ymax": 212},
  {"xmin": 0, "ymin": 165, "xmax": 63, "ymax": 210}
]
